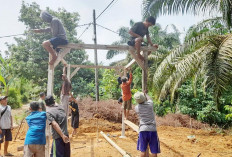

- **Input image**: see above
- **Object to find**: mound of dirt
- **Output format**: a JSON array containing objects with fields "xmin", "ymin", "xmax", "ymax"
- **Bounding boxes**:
[{"xmin": 79, "ymin": 97, "xmax": 209, "ymax": 129}]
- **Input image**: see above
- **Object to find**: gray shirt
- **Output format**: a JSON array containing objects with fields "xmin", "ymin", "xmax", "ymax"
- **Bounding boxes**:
[
  {"xmin": 135, "ymin": 100, "xmax": 157, "ymax": 132},
  {"xmin": 0, "ymin": 105, "xmax": 12, "ymax": 129},
  {"xmin": 46, "ymin": 104, "xmax": 68, "ymax": 139},
  {"xmin": 40, "ymin": 11, "xmax": 67, "ymax": 40}
]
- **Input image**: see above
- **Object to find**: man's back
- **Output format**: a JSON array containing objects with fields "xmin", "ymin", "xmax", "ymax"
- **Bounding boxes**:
[
  {"xmin": 25, "ymin": 111, "xmax": 46, "ymax": 145},
  {"xmin": 135, "ymin": 100, "xmax": 157, "ymax": 132},
  {"xmin": 121, "ymin": 73, "xmax": 133, "ymax": 101},
  {"xmin": 46, "ymin": 105, "xmax": 68, "ymax": 139}
]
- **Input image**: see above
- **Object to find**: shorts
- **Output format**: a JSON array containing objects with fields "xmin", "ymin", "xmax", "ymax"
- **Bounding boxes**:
[
  {"xmin": 50, "ymin": 137, "xmax": 70, "ymax": 157},
  {"xmin": 49, "ymin": 37, "xmax": 68, "ymax": 51},
  {"xmin": 123, "ymin": 98, "xmax": 132, "ymax": 110},
  {"xmin": 137, "ymin": 131, "xmax": 160, "ymax": 154},
  {"xmin": 0, "ymin": 129, "xmax": 12, "ymax": 143},
  {"xmin": 71, "ymin": 114, "xmax": 79, "ymax": 129},
  {"xmin": 24, "ymin": 144, "xmax": 45, "ymax": 157},
  {"xmin": 127, "ymin": 38, "xmax": 147, "ymax": 46}
]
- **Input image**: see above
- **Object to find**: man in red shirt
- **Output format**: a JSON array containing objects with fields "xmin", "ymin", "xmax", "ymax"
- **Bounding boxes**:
[{"xmin": 121, "ymin": 69, "xmax": 133, "ymax": 120}]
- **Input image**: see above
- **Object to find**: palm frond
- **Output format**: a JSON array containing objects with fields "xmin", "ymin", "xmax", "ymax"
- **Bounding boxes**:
[{"xmin": 142, "ymin": 0, "xmax": 219, "ymax": 18}]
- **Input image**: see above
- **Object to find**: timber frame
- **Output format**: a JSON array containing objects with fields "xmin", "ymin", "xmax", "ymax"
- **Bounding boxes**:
[{"xmin": 45, "ymin": 43, "xmax": 157, "ymax": 157}]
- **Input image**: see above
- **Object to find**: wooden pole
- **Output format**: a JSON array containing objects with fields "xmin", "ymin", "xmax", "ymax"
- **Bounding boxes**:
[
  {"xmin": 93, "ymin": 9, "xmax": 99, "ymax": 101},
  {"xmin": 100, "ymin": 131, "xmax": 131, "ymax": 157},
  {"xmin": 142, "ymin": 51, "xmax": 148, "ymax": 92},
  {"xmin": 45, "ymin": 54, "xmax": 54, "ymax": 157},
  {"xmin": 67, "ymin": 64, "xmax": 71, "ymax": 80}
]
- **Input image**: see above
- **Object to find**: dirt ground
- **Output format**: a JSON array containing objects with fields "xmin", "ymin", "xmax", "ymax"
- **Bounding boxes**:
[
  {"xmin": 5, "ymin": 118, "xmax": 232, "ymax": 157},
  {"xmin": 5, "ymin": 99, "xmax": 232, "ymax": 157}
]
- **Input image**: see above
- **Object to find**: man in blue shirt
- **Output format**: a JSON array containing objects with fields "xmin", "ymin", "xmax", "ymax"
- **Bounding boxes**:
[{"xmin": 24, "ymin": 101, "xmax": 47, "ymax": 157}]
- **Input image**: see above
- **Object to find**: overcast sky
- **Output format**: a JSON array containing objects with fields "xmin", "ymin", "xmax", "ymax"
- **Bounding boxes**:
[{"xmin": 0, "ymin": 0, "xmax": 212, "ymax": 65}]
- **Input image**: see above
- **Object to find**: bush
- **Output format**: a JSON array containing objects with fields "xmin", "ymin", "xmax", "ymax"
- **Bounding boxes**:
[{"xmin": 7, "ymin": 88, "xmax": 21, "ymax": 109}]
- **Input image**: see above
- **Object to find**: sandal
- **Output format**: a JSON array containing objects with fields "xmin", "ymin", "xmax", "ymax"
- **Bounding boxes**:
[{"xmin": 4, "ymin": 153, "xmax": 14, "ymax": 156}]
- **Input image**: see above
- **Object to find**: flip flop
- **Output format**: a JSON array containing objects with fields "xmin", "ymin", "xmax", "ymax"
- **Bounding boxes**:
[{"xmin": 4, "ymin": 153, "xmax": 14, "ymax": 156}]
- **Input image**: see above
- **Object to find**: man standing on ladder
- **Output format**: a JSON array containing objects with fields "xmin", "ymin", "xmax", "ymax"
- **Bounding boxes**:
[
  {"xmin": 128, "ymin": 16, "xmax": 158, "ymax": 61},
  {"xmin": 61, "ymin": 66, "xmax": 72, "ymax": 118}
]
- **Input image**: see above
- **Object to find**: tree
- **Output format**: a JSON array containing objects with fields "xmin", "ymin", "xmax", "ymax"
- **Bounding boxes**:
[
  {"xmin": 6, "ymin": 2, "xmax": 95, "ymax": 96},
  {"xmin": 142, "ymin": 0, "xmax": 232, "ymax": 29}
]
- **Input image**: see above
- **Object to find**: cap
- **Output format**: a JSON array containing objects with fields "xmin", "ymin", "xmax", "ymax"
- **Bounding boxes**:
[
  {"xmin": 0, "ymin": 96, "xmax": 8, "ymax": 101},
  {"xmin": 134, "ymin": 92, "xmax": 146, "ymax": 104},
  {"xmin": 118, "ymin": 97, "xmax": 123, "ymax": 104},
  {"xmin": 45, "ymin": 95, "xmax": 55, "ymax": 105}
]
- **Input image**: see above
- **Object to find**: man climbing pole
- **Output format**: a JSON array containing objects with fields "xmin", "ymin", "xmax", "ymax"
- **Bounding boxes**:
[
  {"xmin": 128, "ymin": 16, "xmax": 158, "ymax": 61},
  {"xmin": 120, "ymin": 69, "xmax": 133, "ymax": 120},
  {"xmin": 33, "ymin": 11, "xmax": 68, "ymax": 65}
]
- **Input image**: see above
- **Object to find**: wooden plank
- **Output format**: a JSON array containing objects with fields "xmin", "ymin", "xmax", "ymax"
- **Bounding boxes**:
[
  {"xmin": 58, "ymin": 43, "xmax": 157, "ymax": 52},
  {"xmin": 54, "ymin": 48, "xmax": 71, "ymax": 68},
  {"xmin": 100, "ymin": 131, "xmax": 131, "ymax": 157},
  {"xmin": 61, "ymin": 59, "xmax": 68, "ymax": 66},
  {"xmin": 70, "ymin": 65, "xmax": 124, "ymax": 69},
  {"xmin": 124, "ymin": 120, "xmax": 139, "ymax": 133},
  {"xmin": 70, "ymin": 67, "xmax": 80, "ymax": 79},
  {"xmin": 128, "ymin": 50, "xmax": 144, "ymax": 70},
  {"xmin": 125, "ymin": 59, "xmax": 136, "ymax": 69}
]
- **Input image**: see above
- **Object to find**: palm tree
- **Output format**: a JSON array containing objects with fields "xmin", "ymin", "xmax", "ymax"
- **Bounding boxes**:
[
  {"xmin": 142, "ymin": 0, "xmax": 232, "ymax": 29},
  {"xmin": 152, "ymin": 18, "xmax": 231, "ymax": 110}
]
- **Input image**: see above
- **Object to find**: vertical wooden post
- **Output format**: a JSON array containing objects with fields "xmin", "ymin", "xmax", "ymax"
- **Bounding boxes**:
[
  {"xmin": 67, "ymin": 64, "xmax": 71, "ymax": 80},
  {"xmin": 45, "ymin": 54, "xmax": 54, "ymax": 157},
  {"xmin": 93, "ymin": 9, "xmax": 99, "ymax": 101},
  {"xmin": 120, "ymin": 68, "xmax": 127, "ymax": 138},
  {"xmin": 142, "ymin": 51, "xmax": 148, "ymax": 92}
]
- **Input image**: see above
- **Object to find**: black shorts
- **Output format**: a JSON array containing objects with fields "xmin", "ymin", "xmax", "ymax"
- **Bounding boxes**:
[
  {"xmin": 0, "ymin": 129, "xmax": 12, "ymax": 143},
  {"xmin": 127, "ymin": 38, "xmax": 147, "ymax": 46},
  {"xmin": 71, "ymin": 114, "xmax": 79, "ymax": 129},
  {"xmin": 49, "ymin": 37, "xmax": 68, "ymax": 52}
]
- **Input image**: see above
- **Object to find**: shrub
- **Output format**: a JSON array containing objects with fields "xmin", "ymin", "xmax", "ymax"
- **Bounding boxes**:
[{"xmin": 7, "ymin": 87, "xmax": 21, "ymax": 109}]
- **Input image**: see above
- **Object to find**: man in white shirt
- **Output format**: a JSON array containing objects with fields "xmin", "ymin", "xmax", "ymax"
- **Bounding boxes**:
[{"xmin": 0, "ymin": 96, "xmax": 13, "ymax": 156}]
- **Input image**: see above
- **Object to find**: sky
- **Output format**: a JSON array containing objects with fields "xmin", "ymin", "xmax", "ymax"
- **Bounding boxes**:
[{"xmin": 0, "ymin": 0, "xmax": 213, "ymax": 65}]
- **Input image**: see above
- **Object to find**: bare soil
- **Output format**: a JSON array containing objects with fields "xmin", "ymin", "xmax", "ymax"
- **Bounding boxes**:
[{"xmin": 6, "ymin": 98, "xmax": 232, "ymax": 157}]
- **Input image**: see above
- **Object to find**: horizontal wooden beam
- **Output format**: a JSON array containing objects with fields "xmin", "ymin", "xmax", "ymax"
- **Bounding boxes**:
[
  {"xmin": 58, "ymin": 43, "xmax": 157, "ymax": 52},
  {"xmin": 124, "ymin": 120, "xmax": 139, "ymax": 133},
  {"xmin": 70, "ymin": 65, "xmax": 124, "ymax": 69},
  {"xmin": 100, "ymin": 131, "xmax": 131, "ymax": 157}
]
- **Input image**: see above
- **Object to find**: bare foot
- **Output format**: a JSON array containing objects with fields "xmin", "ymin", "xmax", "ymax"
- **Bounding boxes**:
[{"xmin": 49, "ymin": 55, "xmax": 58, "ymax": 65}]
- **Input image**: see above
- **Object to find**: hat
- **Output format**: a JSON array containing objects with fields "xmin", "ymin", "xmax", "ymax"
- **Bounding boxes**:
[
  {"xmin": 45, "ymin": 95, "xmax": 55, "ymax": 106},
  {"xmin": 121, "ymin": 76, "xmax": 128, "ymax": 82},
  {"xmin": 134, "ymin": 92, "xmax": 146, "ymax": 104},
  {"xmin": 0, "ymin": 96, "xmax": 8, "ymax": 101}
]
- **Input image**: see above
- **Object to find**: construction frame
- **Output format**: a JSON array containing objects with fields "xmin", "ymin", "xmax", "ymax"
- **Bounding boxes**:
[{"xmin": 45, "ymin": 43, "xmax": 157, "ymax": 157}]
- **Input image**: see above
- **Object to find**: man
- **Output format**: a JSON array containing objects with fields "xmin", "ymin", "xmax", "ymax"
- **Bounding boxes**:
[
  {"xmin": 24, "ymin": 102, "xmax": 46, "ymax": 157},
  {"xmin": 128, "ymin": 16, "xmax": 158, "ymax": 61},
  {"xmin": 0, "ymin": 96, "xmax": 13, "ymax": 156},
  {"xmin": 38, "ymin": 92, "xmax": 46, "ymax": 111},
  {"xmin": 33, "ymin": 11, "xmax": 68, "ymax": 65},
  {"xmin": 134, "ymin": 92, "xmax": 160, "ymax": 157},
  {"xmin": 68, "ymin": 95, "xmax": 79, "ymax": 137},
  {"xmin": 45, "ymin": 95, "xmax": 70, "ymax": 157},
  {"xmin": 120, "ymin": 70, "xmax": 133, "ymax": 120},
  {"xmin": 61, "ymin": 67, "xmax": 72, "ymax": 117}
]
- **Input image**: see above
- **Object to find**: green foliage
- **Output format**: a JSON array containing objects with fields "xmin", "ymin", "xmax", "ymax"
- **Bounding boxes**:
[
  {"xmin": 225, "ymin": 105, "xmax": 232, "ymax": 120},
  {"xmin": 100, "ymin": 69, "xmax": 121, "ymax": 99},
  {"xmin": 154, "ymin": 99, "xmax": 174, "ymax": 117},
  {"xmin": 7, "ymin": 88, "xmax": 21, "ymax": 109}
]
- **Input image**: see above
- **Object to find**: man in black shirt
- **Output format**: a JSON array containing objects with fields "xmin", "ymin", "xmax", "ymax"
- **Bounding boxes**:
[
  {"xmin": 128, "ymin": 16, "xmax": 158, "ymax": 61},
  {"xmin": 68, "ymin": 95, "xmax": 79, "ymax": 137}
]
